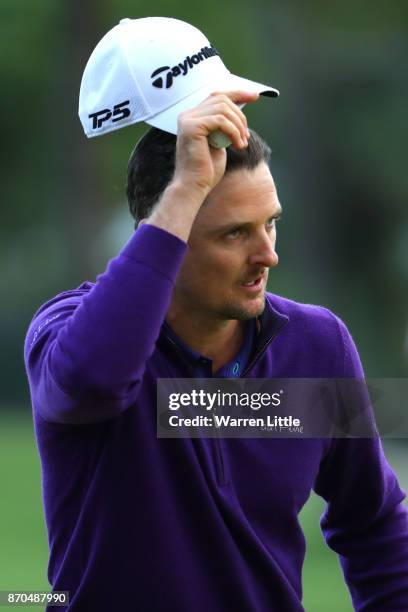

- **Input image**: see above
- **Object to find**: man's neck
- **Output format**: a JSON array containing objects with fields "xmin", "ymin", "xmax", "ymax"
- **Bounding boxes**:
[{"xmin": 165, "ymin": 306, "xmax": 244, "ymax": 373}]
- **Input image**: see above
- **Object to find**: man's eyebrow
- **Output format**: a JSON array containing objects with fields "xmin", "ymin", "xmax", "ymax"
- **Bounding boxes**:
[{"xmin": 211, "ymin": 205, "xmax": 283, "ymax": 234}]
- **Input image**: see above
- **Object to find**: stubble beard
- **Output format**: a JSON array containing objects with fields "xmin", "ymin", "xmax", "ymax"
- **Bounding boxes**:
[{"xmin": 215, "ymin": 294, "xmax": 266, "ymax": 321}]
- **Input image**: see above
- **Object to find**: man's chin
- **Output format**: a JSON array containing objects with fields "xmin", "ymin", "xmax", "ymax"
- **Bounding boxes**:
[{"xmin": 219, "ymin": 295, "xmax": 266, "ymax": 321}]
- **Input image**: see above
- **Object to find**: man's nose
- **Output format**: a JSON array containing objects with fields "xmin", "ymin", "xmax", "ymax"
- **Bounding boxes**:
[{"xmin": 248, "ymin": 232, "xmax": 279, "ymax": 268}]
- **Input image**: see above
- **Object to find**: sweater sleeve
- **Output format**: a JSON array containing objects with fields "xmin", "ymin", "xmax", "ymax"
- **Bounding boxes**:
[
  {"xmin": 313, "ymin": 317, "xmax": 408, "ymax": 610},
  {"xmin": 24, "ymin": 224, "xmax": 187, "ymax": 425}
]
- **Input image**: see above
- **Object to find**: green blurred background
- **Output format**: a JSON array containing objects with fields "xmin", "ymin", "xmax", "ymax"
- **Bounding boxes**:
[{"xmin": 1, "ymin": 1, "xmax": 407, "ymax": 610}]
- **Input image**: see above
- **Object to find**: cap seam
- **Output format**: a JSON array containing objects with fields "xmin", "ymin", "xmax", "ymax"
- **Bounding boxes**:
[{"xmin": 117, "ymin": 24, "xmax": 151, "ymax": 117}]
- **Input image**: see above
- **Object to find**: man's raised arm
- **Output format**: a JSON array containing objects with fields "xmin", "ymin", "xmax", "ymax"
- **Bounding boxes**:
[{"xmin": 24, "ymin": 92, "xmax": 255, "ymax": 424}]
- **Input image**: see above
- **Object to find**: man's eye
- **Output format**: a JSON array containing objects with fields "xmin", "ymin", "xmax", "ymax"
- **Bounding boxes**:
[
  {"xmin": 225, "ymin": 228, "xmax": 242, "ymax": 239},
  {"xmin": 266, "ymin": 216, "xmax": 281, "ymax": 230}
]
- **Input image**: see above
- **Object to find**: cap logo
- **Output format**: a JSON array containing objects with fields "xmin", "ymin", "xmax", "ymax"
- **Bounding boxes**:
[
  {"xmin": 88, "ymin": 100, "xmax": 130, "ymax": 130},
  {"xmin": 150, "ymin": 46, "xmax": 219, "ymax": 89}
]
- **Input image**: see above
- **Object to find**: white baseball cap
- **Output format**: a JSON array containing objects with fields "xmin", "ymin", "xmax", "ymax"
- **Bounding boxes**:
[{"xmin": 79, "ymin": 17, "xmax": 279, "ymax": 139}]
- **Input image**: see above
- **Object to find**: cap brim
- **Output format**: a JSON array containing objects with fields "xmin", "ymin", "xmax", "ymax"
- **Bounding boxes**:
[{"xmin": 145, "ymin": 73, "xmax": 279, "ymax": 135}]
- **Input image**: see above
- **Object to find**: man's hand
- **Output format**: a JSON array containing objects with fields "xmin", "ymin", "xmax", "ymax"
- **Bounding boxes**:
[
  {"xmin": 173, "ymin": 90, "xmax": 259, "ymax": 197},
  {"xmin": 146, "ymin": 90, "xmax": 259, "ymax": 242}
]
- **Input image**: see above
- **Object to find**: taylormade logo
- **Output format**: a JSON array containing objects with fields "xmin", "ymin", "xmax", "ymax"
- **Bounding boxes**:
[{"xmin": 151, "ymin": 46, "xmax": 219, "ymax": 89}]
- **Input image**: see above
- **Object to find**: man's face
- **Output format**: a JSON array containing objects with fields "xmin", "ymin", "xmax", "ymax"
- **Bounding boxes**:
[{"xmin": 171, "ymin": 162, "xmax": 282, "ymax": 322}]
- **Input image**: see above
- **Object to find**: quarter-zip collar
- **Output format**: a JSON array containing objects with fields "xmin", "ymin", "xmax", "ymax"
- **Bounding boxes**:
[
  {"xmin": 158, "ymin": 293, "xmax": 289, "ymax": 376},
  {"xmin": 242, "ymin": 293, "xmax": 289, "ymax": 376}
]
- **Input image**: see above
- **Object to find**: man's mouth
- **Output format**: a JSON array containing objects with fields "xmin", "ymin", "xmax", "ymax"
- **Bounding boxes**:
[
  {"xmin": 242, "ymin": 278, "xmax": 261, "ymax": 286},
  {"xmin": 240, "ymin": 273, "xmax": 266, "ymax": 292}
]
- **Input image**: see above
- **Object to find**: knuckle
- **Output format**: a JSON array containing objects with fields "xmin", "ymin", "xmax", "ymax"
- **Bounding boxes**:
[
  {"xmin": 214, "ymin": 114, "xmax": 226, "ymax": 124},
  {"xmin": 216, "ymin": 114, "xmax": 230, "ymax": 126},
  {"xmin": 218, "ymin": 102, "xmax": 230, "ymax": 114},
  {"xmin": 219, "ymin": 93, "xmax": 230, "ymax": 104},
  {"xmin": 212, "ymin": 92, "xmax": 228, "ymax": 103}
]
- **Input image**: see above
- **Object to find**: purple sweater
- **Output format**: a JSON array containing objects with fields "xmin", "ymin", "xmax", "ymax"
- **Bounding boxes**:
[{"xmin": 24, "ymin": 224, "xmax": 408, "ymax": 611}]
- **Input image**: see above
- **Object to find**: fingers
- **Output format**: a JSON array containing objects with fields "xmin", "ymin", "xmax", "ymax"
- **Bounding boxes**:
[
  {"xmin": 172, "ymin": 90, "xmax": 259, "ymax": 197},
  {"xmin": 204, "ymin": 115, "xmax": 246, "ymax": 149},
  {"xmin": 179, "ymin": 115, "xmax": 243, "ymax": 150},
  {"xmin": 210, "ymin": 90, "xmax": 259, "ymax": 105},
  {"xmin": 189, "ymin": 102, "xmax": 249, "ymax": 144},
  {"xmin": 178, "ymin": 91, "xmax": 258, "ymax": 150},
  {"xmin": 207, "ymin": 94, "xmax": 250, "ymax": 129}
]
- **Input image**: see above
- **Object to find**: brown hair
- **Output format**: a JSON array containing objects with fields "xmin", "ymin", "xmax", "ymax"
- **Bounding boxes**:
[{"xmin": 126, "ymin": 127, "xmax": 271, "ymax": 229}]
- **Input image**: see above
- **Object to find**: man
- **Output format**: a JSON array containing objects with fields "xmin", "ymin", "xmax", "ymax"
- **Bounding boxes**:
[{"xmin": 24, "ymin": 90, "xmax": 408, "ymax": 611}]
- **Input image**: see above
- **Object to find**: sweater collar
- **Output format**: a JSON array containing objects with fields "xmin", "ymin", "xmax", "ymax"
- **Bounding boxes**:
[
  {"xmin": 256, "ymin": 293, "xmax": 289, "ymax": 344},
  {"xmin": 159, "ymin": 293, "xmax": 289, "ymax": 371}
]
